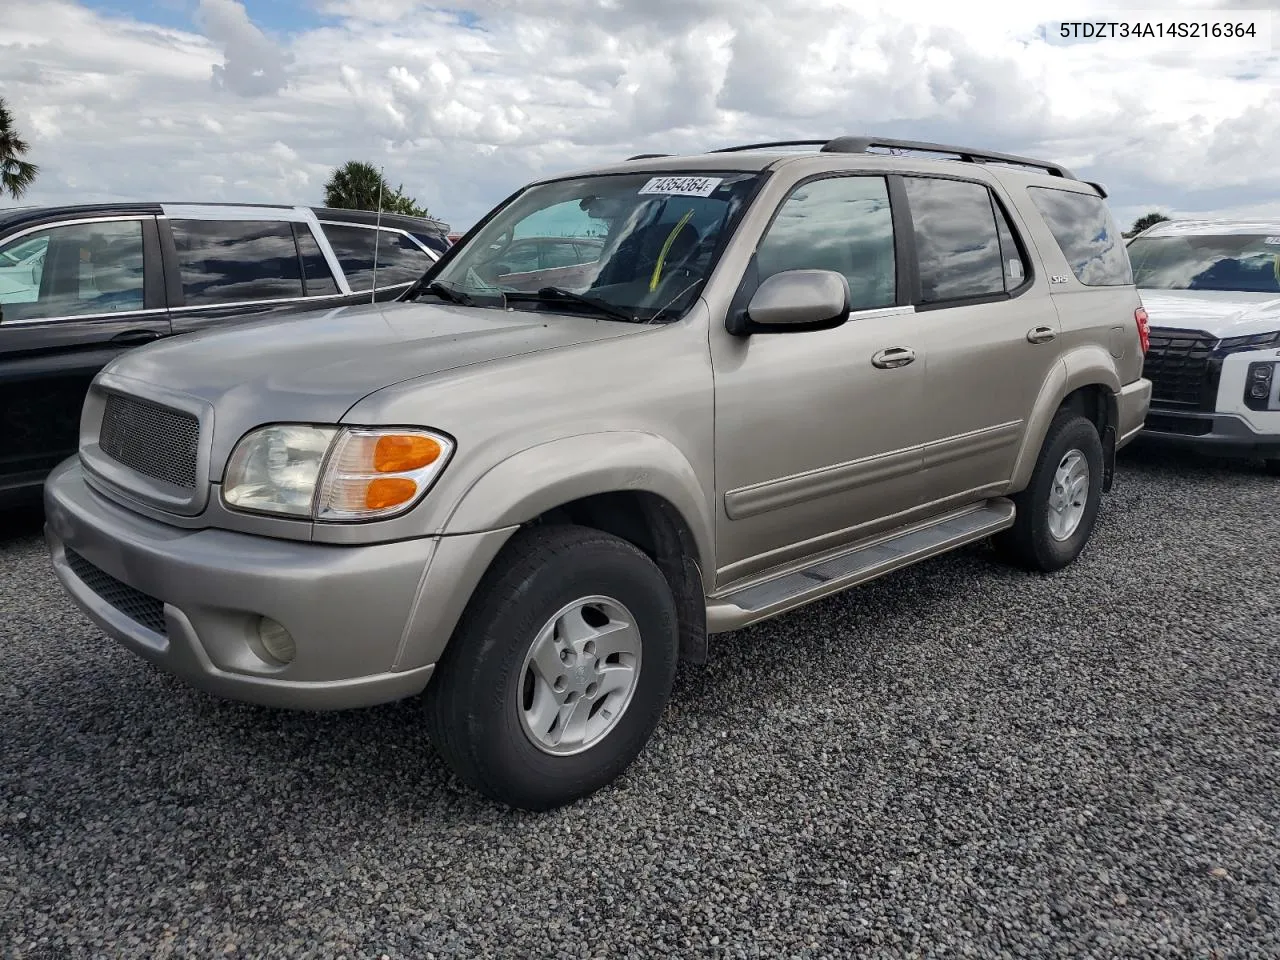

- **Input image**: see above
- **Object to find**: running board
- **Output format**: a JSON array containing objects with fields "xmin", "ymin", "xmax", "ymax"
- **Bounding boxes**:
[{"xmin": 705, "ymin": 499, "xmax": 1016, "ymax": 633}]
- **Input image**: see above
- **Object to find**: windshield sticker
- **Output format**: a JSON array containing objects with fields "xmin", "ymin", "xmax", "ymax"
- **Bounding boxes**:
[
  {"xmin": 1008, "ymin": 259, "xmax": 1024, "ymax": 281},
  {"xmin": 1265, "ymin": 237, "xmax": 1280, "ymax": 245},
  {"xmin": 639, "ymin": 176, "xmax": 724, "ymax": 198}
]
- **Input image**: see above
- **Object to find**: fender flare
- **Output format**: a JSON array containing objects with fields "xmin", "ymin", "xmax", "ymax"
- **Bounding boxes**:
[
  {"xmin": 1010, "ymin": 348, "xmax": 1122, "ymax": 490},
  {"xmin": 441, "ymin": 430, "xmax": 716, "ymax": 574}
]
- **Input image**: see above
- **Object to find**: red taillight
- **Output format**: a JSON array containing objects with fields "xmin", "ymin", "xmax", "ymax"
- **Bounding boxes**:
[{"xmin": 1135, "ymin": 306, "xmax": 1150, "ymax": 354}]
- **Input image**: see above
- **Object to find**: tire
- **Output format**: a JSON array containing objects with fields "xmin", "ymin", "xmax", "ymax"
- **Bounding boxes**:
[
  {"xmin": 993, "ymin": 410, "xmax": 1104, "ymax": 573},
  {"xmin": 425, "ymin": 524, "xmax": 679, "ymax": 811},
  {"xmin": 1265, "ymin": 460, "xmax": 1280, "ymax": 477}
]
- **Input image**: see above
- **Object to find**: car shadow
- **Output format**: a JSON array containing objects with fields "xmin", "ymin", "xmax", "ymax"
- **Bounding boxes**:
[{"xmin": 0, "ymin": 504, "xmax": 44, "ymax": 543}]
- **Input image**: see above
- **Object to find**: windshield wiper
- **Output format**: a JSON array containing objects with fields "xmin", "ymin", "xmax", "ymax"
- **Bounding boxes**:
[
  {"xmin": 505, "ymin": 287, "xmax": 638, "ymax": 323},
  {"xmin": 421, "ymin": 280, "xmax": 476, "ymax": 306}
]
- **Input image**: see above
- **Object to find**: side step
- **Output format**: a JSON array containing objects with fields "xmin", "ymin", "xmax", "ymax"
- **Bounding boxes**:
[{"xmin": 705, "ymin": 499, "xmax": 1016, "ymax": 633}]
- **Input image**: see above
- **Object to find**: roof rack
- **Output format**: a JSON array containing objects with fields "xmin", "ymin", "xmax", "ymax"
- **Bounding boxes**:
[
  {"xmin": 625, "ymin": 153, "xmax": 672, "ymax": 161},
  {"xmin": 709, "ymin": 140, "xmax": 830, "ymax": 154},
  {"xmin": 704, "ymin": 135, "xmax": 1076, "ymax": 180}
]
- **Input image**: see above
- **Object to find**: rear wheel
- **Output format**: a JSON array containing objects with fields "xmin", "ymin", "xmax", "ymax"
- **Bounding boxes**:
[
  {"xmin": 994, "ymin": 410, "xmax": 1104, "ymax": 573},
  {"xmin": 425, "ymin": 524, "xmax": 678, "ymax": 811}
]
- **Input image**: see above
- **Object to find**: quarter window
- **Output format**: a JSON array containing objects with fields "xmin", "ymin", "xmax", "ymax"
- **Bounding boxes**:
[
  {"xmin": 903, "ymin": 177, "xmax": 1006, "ymax": 303},
  {"xmin": 322, "ymin": 225, "xmax": 433, "ymax": 292},
  {"xmin": 0, "ymin": 219, "xmax": 146, "ymax": 321},
  {"xmin": 170, "ymin": 220, "xmax": 304, "ymax": 306},
  {"xmin": 1027, "ymin": 187, "xmax": 1133, "ymax": 286},
  {"xmin": 755, "ymin": 176, "xmax": 897, "ymax": 311},
  {"xmin": 294, "ymin": 226, "xmax": 340, "ymax": 296}
]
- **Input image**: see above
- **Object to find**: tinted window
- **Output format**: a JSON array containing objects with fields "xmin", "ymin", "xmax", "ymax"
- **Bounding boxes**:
[
  {"xmin": 903, "ymin": 177, "xmax": 1004, "ymax": 302},
  {"xmin": 323, "ymin": 225, "xmax": 433, "ymax": 291},
  {"xmin": 294, "ymin": 226, "xmax": 340, "ymax": 296},
  {"xmin": 994, "ymin": 201, "xmax": 1029, "ymax": 291},
  {"xmin": 542, "ymin": 240, "xmax": 597, "ymax": 269},
  {"xmin": 755, "ymin": 176, "xmax": 896, "ymax": 311},
  {"xmin": 1028, "ymin": 187, "xmax": 1132, "ymax": 286},
  {"xmin": 497, "ymin": 240, "xmax": 542, "ymax": 274},
  {"xmin": 170, "ymin": 220, "xmax": 303, "ymax": 305},
  {"xmin": 1126, "ymin": 234, "xmax": 1280, "ymax": 294},
  {"xmin": 0, "ymin": 219, "xmax": 146, "ymax": 321}
]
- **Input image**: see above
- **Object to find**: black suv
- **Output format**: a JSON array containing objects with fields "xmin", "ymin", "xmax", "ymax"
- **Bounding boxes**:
[{"xmin": 0, "ymin": 202, "xmax": 449, "ymax": 507}]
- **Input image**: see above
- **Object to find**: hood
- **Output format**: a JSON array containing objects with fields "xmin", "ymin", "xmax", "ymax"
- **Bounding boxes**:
[
  {"xmin": 103, "ymin": 300, "xmax": 649, "ymax": 458},
  {"xmin": 1138, "ymin": 289, "xmax": 1280, "ymax": 338}
]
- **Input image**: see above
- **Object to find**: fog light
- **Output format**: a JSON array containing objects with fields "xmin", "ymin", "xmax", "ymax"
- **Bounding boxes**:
[{"xmin": 257, "ymin": 616, "xmax": 296, "ymax": 664}]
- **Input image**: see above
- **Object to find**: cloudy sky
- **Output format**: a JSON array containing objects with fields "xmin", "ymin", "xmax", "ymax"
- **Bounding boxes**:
[{"xmin": 1, "ymin": 0, "xmax": 1277, "ymax": 232}]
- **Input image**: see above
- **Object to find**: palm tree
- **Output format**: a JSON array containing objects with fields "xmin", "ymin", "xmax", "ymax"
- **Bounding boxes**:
[
  {"xmin": 0, "ymin": 97, "xmax": 39, "ymax": 201},
  {"xmin": 1129, "ymin": 211, "xmax": 1170, "ymax": 236},
  {"xmin": 323, "ymin": 160, "xmax": 431, "ymax": 218},
  {"xmin": 324, "ymin": 161, "xmax": 390, "ymax": 211}
]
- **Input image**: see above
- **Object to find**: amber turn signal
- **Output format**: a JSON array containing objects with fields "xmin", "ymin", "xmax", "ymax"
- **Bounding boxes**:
[
  {"xmin": 364, "ymin": 476, "xmax": 418, "ymax": 509},
  {"xmin": 374, "ymin": 434, "xmax": 442, "ymax": 473}
]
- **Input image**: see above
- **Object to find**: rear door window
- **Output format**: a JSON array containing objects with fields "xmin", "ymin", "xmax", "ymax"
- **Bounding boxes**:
[
  {"xmin": 293, "ymin": 226, "xmax": 340, "ymax": 296},
  {"xmin": 169, "ymin": 220, "xmax": 304, "ymax": 306},
  {"xmin": 322, "ymin": 224, "xmax": 434, "ymax": 291},
  {"xmin": 1027, "ymin": 187, "xmax": 1133, "ymax": 286},
  {"xmin": 902, "ymin": 177, "xmax": 1006, "ymax": 303},
  {"xmin": 0, "ymin": 219, "xmax": 148, "ymax": 321}
]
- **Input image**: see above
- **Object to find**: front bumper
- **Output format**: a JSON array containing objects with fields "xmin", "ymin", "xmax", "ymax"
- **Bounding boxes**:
[
  {"xmin": 44, "ymin": 458, "xmax": 514, "ymax": 710},
  {"xmin": 1138, "ymin": 409, "xmax": 1280, "ymax": 459}
]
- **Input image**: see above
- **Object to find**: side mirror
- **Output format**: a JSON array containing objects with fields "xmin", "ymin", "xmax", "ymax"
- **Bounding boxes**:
[{"xmin": 743, "ymin": 269, "xmax": 851, "ymax": 333}]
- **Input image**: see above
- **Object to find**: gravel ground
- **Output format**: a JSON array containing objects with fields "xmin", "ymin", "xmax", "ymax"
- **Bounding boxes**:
[{"xmin": 1, "ymin": 447, "xmax": 1278, "ymax": 960}]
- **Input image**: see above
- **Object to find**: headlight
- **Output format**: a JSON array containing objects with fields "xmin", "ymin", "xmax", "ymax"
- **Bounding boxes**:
[
  {"xmin": 223, "ymin": 425, "xmax": 337, "ymax": 516},
  {"xmin": 222, "ymin": 424, "xmax": 454, "ymax": 520}
]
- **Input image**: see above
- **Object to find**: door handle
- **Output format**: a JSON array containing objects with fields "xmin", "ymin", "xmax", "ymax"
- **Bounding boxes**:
[
  {"xmin": 871, "ymin": 346, "xmax": 916, "ymax": 369},
  {"xmin": 111, "ymin": 330, "xmax": 163, "ymax": 345},
  {"xmin": 1026, "ymin": 326, "xmax": 1057, "ymax": 344}
]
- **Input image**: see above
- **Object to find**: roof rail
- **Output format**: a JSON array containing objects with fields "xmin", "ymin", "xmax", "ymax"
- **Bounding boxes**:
[
  {"xmin": 697, "ymin": 136, "xmax": 1076, "ymax": 180},
  {"xmin": 625, "ymin": 153, "xmax": 672, "ymax": 161},
  {"xmin": 708, "ymin": 140, "xmax": 830, "ymax": 154},
  {"xmin": 819, "ymin": 136, "xmax": 1074, "ymax": 179}
]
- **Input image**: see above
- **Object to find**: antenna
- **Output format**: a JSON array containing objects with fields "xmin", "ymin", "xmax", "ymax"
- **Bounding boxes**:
[{"xmin": 370, "ymin": 166, "xmax": 385, "ymax": 304}]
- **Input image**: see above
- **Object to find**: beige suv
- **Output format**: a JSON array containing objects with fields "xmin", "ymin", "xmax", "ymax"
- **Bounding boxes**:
[{"xmin": 44, "ymin": 136, "xmax": 1152, "ymax": 810}]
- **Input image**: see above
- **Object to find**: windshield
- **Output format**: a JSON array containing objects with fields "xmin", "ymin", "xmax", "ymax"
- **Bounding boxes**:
[
  {"xmin": 416, "ymin": 171, "xmax": 763, "ymax": 321},
  {"xmin": 1127, "ymin": 234, "xmax": 1280, "ymax": 294}
]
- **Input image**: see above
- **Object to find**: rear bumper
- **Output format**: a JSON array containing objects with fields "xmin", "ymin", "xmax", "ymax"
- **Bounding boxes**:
[
  {"xmin": 1138, "ymin": 409, "xmax": 1280, "ymax": 459},
  {"xmin": 1115, "ymin": 378, "xmax": 1153, "ymax": 450}
]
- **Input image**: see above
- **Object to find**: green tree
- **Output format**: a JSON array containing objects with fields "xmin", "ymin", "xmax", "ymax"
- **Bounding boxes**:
[
  {"xmin": 323, "ymin": 160, "xmax": 431, "ymax": 218},
  {"xmin": 0, "ymin": 97, "xmax": 39, "ymax": 201},
  {"xmin": 1128, "ymin": 211, "xmax": 1170, "ymax": 237}
]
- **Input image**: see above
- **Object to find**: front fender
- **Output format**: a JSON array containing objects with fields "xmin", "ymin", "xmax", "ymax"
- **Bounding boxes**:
[
  {"xmin": 1010, "ymin": 347, "xmax": 1122, "ymax": 490},
  {"xmin": 441, "ymin": 431, "xmax": 715, "ymax": 573}
]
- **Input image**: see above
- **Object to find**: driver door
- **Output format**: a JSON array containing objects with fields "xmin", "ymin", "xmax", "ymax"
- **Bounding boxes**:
[{"xmin": 710, "ymin": 174, "xmax": 929, "ymax": 585}]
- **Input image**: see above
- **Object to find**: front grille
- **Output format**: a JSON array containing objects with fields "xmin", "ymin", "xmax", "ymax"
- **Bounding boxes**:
[
  {"xmin": 1142, "ymin": 328, "xmax": 1217, "ymax": 409},
  {"xmin": 99, "ymin": 393, "xmax": 200, "ymax": 488},
  {"xmin": 64, "ymin": 548, "xmax": 168, "ymax": 637},
  {"xmin": 1145, "ymin": 413, "xmax": 1213, "ymax": 436}
]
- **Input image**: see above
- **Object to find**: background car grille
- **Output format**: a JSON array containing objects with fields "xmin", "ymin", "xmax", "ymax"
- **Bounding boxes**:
[
  {"xmin": 99, "ymin": 393, "xmax": 200, "ymax": 489},
  {"xmin": 64, "ymin": 548, "xmax": 168, "ymax": 637},
  {"xmin": 1143, "ymin": 328, "xmax": 1217, "ymax": 409}
]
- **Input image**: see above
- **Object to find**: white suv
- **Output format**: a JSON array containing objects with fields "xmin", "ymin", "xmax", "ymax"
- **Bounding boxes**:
[{"xmin": 1128, "ymin": 219, "xmax": 1280, "ymax": 474}]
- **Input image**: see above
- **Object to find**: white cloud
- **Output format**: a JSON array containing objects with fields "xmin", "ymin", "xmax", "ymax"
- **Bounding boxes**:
[
  {"xmin": 195, "ymin": 0, "xmax": 292, "ymax": 96},
  {"xmin": 0, "ymin": 0, "xmax": 1276, "ymax": 232}
]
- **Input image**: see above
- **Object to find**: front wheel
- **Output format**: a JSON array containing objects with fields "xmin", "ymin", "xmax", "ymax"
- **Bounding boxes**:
[
  {"xmin": 425, "ymin": 524, "xmax": 679, "ymax": 811},
  {"xmin": 994, "ymin": 410, "xmax": 1104, "ymax": 573}
]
